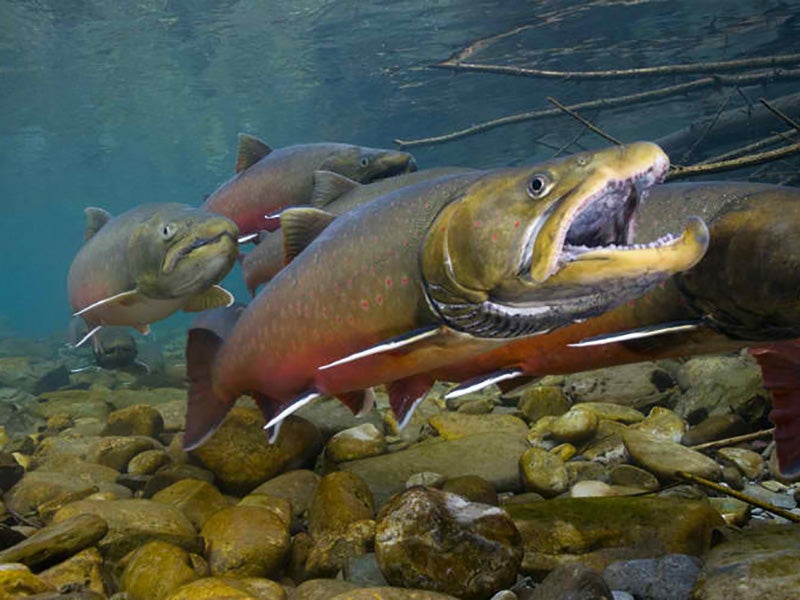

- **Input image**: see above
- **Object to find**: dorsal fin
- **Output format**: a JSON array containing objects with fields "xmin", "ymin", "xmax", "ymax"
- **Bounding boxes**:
[
  {"xmin": 84, "ymin": 207, "xmax": 112, "ymax": 241},
  {"xmin": 281, "ymin": 207, "xmax": 337, "ymax": 262},
  {"xmin": 235, "ymin": 133, "xmax": 272, "ymax": 173},
  {"xmin": 311, "ymin": 170, "xmax": 361, "ymax": 207}
]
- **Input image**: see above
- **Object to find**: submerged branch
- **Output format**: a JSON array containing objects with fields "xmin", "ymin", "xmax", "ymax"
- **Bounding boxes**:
[
  {"xmin": 759, "ymin": 97, "xmax": 800, "ymax": 133},
  {"xmin": 698, "ymin": 130, "xmax": 799, "ymax": 164},
  {"xmin": 433, "ymin": 53, "xmax": 800, "ymax": 80},
  {"xmin": 676, "ymin": 471, "xmax": 800, "ymax": 523},
  {"xmin": 394, "ymin": 69, "xmax": 800, "ymax": 148},
  {"xmin": 690, "ymin": 428, "xmax": 775, "ymax": 451},
  {"xmin": 665, "ymin": 142, "xmax": 800, "ymax": 181},
  {"xmin": 546, "ymin": 96, "xmax": 622, "ymax": 145}
]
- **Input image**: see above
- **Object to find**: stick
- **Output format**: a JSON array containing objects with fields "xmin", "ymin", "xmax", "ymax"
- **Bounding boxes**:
[
  {"xmin": 552, "ymin": 123, "xmax": 590, "ymax": 158},
  {"xmin": 759, "ymin": 97, "xmax": 800, "ymax": 133},
  {"xmin": 690, "ymin": 428, "xmax": 775, "ymax": 451},
  {"xmin": 675, "ymin": 471, "xmax": 800, "ymax": 523},
  {"xmin": 665, "ymin": 143, "xmax": 800, "ymax": 181},
  {"xmin": 679, "ymin": 91, "xmax": 734, "ymax": 164},
  {"xmin": 433, "ymin": 53, "xmax": 800, "ymax": 80},
  {"xmin": 394, "ymin": 70, "xmax": 800, "ymax": 148},
  {"xmin": 698, "ymin": 130, "xmax": 798, "ymax": 164},
  {"xmin": 546, "ymin": 97, "xmax": 622, "ymax": 145}
]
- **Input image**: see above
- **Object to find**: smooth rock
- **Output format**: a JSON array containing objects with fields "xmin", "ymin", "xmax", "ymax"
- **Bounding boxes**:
[
  {"xmin": 519, "ymin": 447, "xmax": 568, "ymax": 498},
  {"xmin": 165, "ymin": 576, "xmax": 286, "ymax": 600},
  {"xmin": 0, "ymin": 357, "xmax": 69, "ymax": 395},
  {"xmin": 102, "ymin": 404, "xmax": 165, "ymax": 438},
  {"xmin": 428, "ymin": 412, "xmax": 528, "ymax": 441},
  {"xmin": 238, "ymin": 494, "xmax": 292, "ymax": 529},
  {"xmin": 517, "ymin": 386, "xmax": 570, "ymax": 423},
  {"xmin": 5, "ymin": 471, "xmax": 98, "ymax": 518},
  {"xmin": 326, "ymin": 424, "xmax": 386, "ymax": 463},
  {"xmin": 294, "ymin": 579, "xmax": 362, "ymax": 600},
  {"xmin": 441, "ymin": 475, "xmax": 498, "ymax": 506},
  {"xmin": 375, "ymin": 487, "xmax": 521, "ymax": 600},
  {"xmin": 156, "ymin": 399, "xmax": 188, "ymax": 433},
  {"xmin": 52, "ymin": 498, "xmax": 200, "ymax": 560},
  {"xmin": 107, "ymin": 387, "xmax": 186, "ymax": 409},
  {"xmin": 141, "ymin": 463, "xmax": 215, "ymax": 498},
  {"xmin": 33, "ymin": 388, "xmax": 111, "ymax": 420},
  {"xmin": 309, "ymin": 472, "xmax": 374, "ymax": 538},
  {"xmin": 251, "ymin": 470, "xmax": 320, "ymax": 531},
  {"xmin": 330, "ymin": 589, "xmax": 459, "ymax": 600},
  {"xmin": 529, "ymin": 562, "xmax": 613, "ymax": 600},
  {"xmin": 565, "ymin": 363, "xmax": 677, "ymax": 411},
  {"xmin": 603, "ymin": 554, "xmax": 701, "ymax": 600},
  {"xmin": 708, "ymin": 497, "xmax": 751, "ymax": 526},
  {"xmin": 550, "ymin": 443, "xmax": 577, "ymax": 462},
  {"xmin": 693, "ymin": 523, "xmax": 800, "ymax": 599},
  {"xmin": 127, "ymin": 448, "xmax": 170, "ymax": 475},
  {"xmin": 86, "ymin": 435, "xmax": 161, "ymax": 471},
  {"xmin": 343, "ymin": 553, "xmax": 389, "ymax": 587},
  {"xmin": 297, "ymin": 397, "xmax": 384, "ymax": 439},
  {"xmin": 508, "ymin": 497, "xmax": 724, "ymax": 576},
  {"xmin": 622, "ymin": 428, "xmax": 722, "ymax": 481},
  {"xmin": 406, "ymin": 472, "xmax": 446, "ymax": 488},
  {"xmin": 572, "ymin": 402, "xmax": 644, "ymax": 424},
  {"xmin": 0, "ymin": 562, "xmax": 57, "ymax": 596},
  {"xmin": 39, "ymin": 455, "xmax": 121, "ymax": 486},
  {"xmin": 340, "ymin": 433, "xmax": 527, "ymax": 507},
  {"xmin": 305, "ymin": 519, "xmax": 375, "ymax": 578},
  {"xmin": 570, "ymin": 480, "xmax": 617, "ymax": 498},
  {"xmin": 190, "ymin": 409, "xmax": 315, "ymax": 495},
  {"xmin": 454, "ymin": 397, "xmax": 495, "ymax": 414},
  {"xmin": 632, "ymin": 407, "xmax": 686, "ymax": 442},
  {"xmin": 0, "ymin": 513, "xmax": 107, "ymax": 568},
  {"xmin": 716, "ymin": 447, "xmax": 763, "ymax": 480},
  {"xmin": 609, "ymin": 464, "xmax": 660, "ymax": 492},
  {"xmin": 120, "ymin": 540, "xmax": 203, "ymax": 600},
  {"xmin": 38, "ymin": 547, "xmax": 106, "ymax": 596},
  {"xmin": 151, "ymin": 479, "xmax": 229, "ymax": 530},
  {"xmin": 566, "ymin": 461, "xmax": 609, "ymax": 485},
  {"xmin": 201, "ymin": 505, "xmax": 290, "ymax": 578},
  {"xmin": 549, "ymin": 407, "xmax": 599, "ymax": 443},
  {"xmin": 33, "ymin": 435, "xmax": 102, "ymax": 463},
  {"xmin": 681, "ymin": 414, "xmax": 748, "ymax": 446},
  {"xmin": 580, "ymin": 419, "xmax": 627, "ymax": 463}
]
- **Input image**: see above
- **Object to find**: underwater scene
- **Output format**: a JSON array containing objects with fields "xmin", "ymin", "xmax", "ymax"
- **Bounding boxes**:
[{"xmin": 2, "ymin": 0, "xmax": 800, "ymax": 598}]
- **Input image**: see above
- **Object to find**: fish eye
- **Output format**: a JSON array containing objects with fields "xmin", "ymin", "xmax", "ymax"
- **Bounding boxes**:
[
  {"xmin": 161, "ymin": 223, "xmax": 177, "ymax": 240},
  {"xmin": 359, "ymin": 156, "xmax": 370, "ymax": 168},
  {"xmin": 527, "ymin": 174, "xmax": 551, "ymax": 199}
]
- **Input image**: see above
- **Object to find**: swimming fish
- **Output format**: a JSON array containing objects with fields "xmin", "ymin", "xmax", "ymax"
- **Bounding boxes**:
[
  {"xmin": 201, "ymin": 134, "xmax": 417, "ymax": 236},
  {"xmin": 240, "ymin": 167, "xmax": 475, "ymax": 294},
  {"xmin": 68, "ymin": 204, "xmax": 239, "ymax": 346},
  {"xmin": 422, "ymin": 182, "xmax": 800, "ymax": 476},
  {"xmin": 184, "ymin": 142, "xmax": 708, "ymax": 449}
]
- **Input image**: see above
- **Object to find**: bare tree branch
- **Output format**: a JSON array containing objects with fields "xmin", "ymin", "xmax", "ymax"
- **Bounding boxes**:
[
  {"xmin": 665, "ymin": 142, "xmax": 800, "ymax": 181},
  {"xmin": 546, "ymin": 96, "xmax": 622, "ymax": 145}
]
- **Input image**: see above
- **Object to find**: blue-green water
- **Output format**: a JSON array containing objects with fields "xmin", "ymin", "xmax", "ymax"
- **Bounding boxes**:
[{"xmin": 1, "ymin": 0, "xmax": 799, "ymax": 338}]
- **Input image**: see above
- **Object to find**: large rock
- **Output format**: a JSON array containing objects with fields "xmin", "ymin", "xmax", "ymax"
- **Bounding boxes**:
[
  {"xmin": 52, "ymin": 498, "xmax": 200, "ymax": 560},
  {"xmin": 427, "ymin": 413, "xmax": 528, "ymax": 441},
  {"xmin": 120, "ymin": 540, "xmax": 204, "ymax": 600},
  {"xmin": 201, "ymin": 505, "xmax": 291, "ymax": 578},
  {"xmin": 32, "ymin": 388, "xmax": 111, "ymax": 420},
  {"xmin": 622, "ymin": 428, "xmax": 722, "ymax": 481},
  {"xmin": 0, "ymin": 562, "xmax": 56, "ymax": 596},
  {"xmin": 5, "ymin": 471, "xmax": 98, "ymax": 518},
  {"xmin": 693, "ymin": 523, "xmax": 800, "ymax": 600},
  {"xmin": 165, "ymin": 576, "xmax": 286, "ymax": 600},
  {"xmin": 151, "ymin": 479, "xmax": 229, "ymax": 530},
  {"xmin": 565, "ymin": 362, "xmax": 678, "ymax": 411},
  {"xmin": 38, "ymin": 547, "xmax": 106, "ymax": 596},
  {"xmin": 603, "ymin": 554, "xmax": 701, "ymax": 600},
  {"xmin": 507, "ymin": 497, "xmax": 724, "ymax": 576},
  {"xmin": 251, "ymin": 470, "xmax": 320, "ymax": 531},
  {"xmin": 294, "ymin": 580, "xmax": 458, "ymax": 600},
  {"xmin": 190, "ymin": 408, "xmax": 320, "ymax": 495},
  {"xmin": 86, "ymin": 435, "xmax": 161, "ymax": 471},
  {"xmin": 339, "ymin": 432, "xmax": 527, "ymax": 507},
  {"xmin": 102, "ymin": 404, "xmax": 165, "ymax": 437},
  {"xmin": 0, "ymin": 513, "xmax": 107, "ymax": 568},
  {"xmin": 375, "ymin": 487, "xmax": 521, "ymax": 600}
]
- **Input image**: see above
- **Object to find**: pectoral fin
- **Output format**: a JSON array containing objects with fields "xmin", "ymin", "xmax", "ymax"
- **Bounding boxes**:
[
  {"xmin": 182, "ymin": 285, "xmax": 235, "ymax": 313},
  {"xmin": 311, "ymin": 170, "xmax": 360, "ymax": 207},
  {"xmin": 73, "ymin": 290, "xmax": 143, "ymax": 318},
  {"xmin": 318, "ymin": 326, "xmax": 445, "ymax": 371},
  {"xmin": 281, "ymin": 207, "xmax": 337, "ymax": 262},
  {"xmin": 235, "ymin": 133, "xmax": 272, "ymax": 173}
]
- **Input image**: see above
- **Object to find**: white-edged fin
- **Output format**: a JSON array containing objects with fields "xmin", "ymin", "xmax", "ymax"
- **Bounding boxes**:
[
  {"xmin": 133, "ymin": 359, "xmax": 152, "ymax": 374},
  {"xmin": 73, "ymin": 290, "xmax": 141, "ymax": 318},
  {"xmin": 568, "ymin": 321, "xmax": 703, "ymax": 348},
  {"xmin": 69, "ymin": 365, "xmax": 98, "ymax": 374},
  {"xmin": 397, "ymin": 393, "xmax": 427, "ymax": 430},
  {"xmin": 238, "ymin": 233, "xmax": 259, "ymax": 244},
  {"xmin": 73, "ymin": 325, "xmax": 102, "ymax": 348},
  {"xmin": 319, "ymin": 326, "xmax": 441, "ymax": 371},
  {"xmin": 263, "ymin": 391, "xmax": 322, "ymax": 440},
  {"xmin": 445, "ymin": 368, "xmax": 525, "ymax": 400},
  {"xmin": 357, "ymin": 388, "xmax": 377, "ymax": 417}
]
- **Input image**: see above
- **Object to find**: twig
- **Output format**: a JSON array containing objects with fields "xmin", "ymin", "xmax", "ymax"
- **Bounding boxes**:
[
  {"xmin": 433, "ymin": 53, "xmax": 800, "ymax": 80},
  {"xmin": 676, "ymin": 471, "xmax": 800, "ymax": 523},
  {"xmin": 759, "ymin": 97, "xmax": 800, "ymax": 133},
  {"xmin": 552, "ymin": 123, "xmax": 590, "ymax": 158},
  {"xmin": 679, "ymin": 91, "xmax": 734, "ymax": 164},
  {"xmin": 546, "ymin": 96, "xmax": 622, "ymax": 145},
  {"xmin": 394, "ymin": 69, "xmax": 800, "ymax": 148},
  {"xmin": 690, "ymin": 428, "xmax": 775, "ymax": 451},
  {"xmin": 698, "ymin": 130, "xmax": 798, "ymax": 164},
  {"xmin": 666, "ymin": 142, "xmax": 800, "ymax": 180}
]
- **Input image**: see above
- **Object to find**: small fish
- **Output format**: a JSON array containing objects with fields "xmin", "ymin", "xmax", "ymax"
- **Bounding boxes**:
[
  {"xmin": 184, "ymin": 142, "xmax": 708, "ymax": 449},
  {"xmin": 68, "ymin": 203, "xmax": 239, "ymax": 346},
  {"xmin": 202, "ymin": 134, "xmax": 417, "ymax": 236},
  {"xmin": 241, "ymin": 167, "xmax": 475, "ymax": 294},
  {"xmin": 422, "ymin": 182, "xmax": 800, "ymax": 476}
]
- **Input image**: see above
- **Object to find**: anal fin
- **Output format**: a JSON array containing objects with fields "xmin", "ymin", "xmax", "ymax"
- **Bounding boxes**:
[
  {"xmin": 387, "ymin": 374, "xmax": 435, "ymax": 429},
  {"xmin": 335, "ymin": 388, "xmax": 377, "ymax": 417}
]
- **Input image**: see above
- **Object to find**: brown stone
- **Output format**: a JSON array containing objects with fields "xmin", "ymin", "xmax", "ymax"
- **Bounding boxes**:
[
  {"xmin": 121, "ymin": 540, "xmax": 204, "ymax": 600},
  {"xmin": 308, "ymin": 472, "xmax": 374, "ymax": 539},
  {"xmin": 151, "ymin": 479, "xmax": 229, "ymax": 530},
  {"xmin": 38, "ymin": 547, "xmax": 106, "ymax": 596},
  {"xmin": 102, "ymin": 404, "xmax": 165, "ymax": 438},
  {"xmin": 0, "ymin": 513, "xmax": 107, "ymax": 568}
]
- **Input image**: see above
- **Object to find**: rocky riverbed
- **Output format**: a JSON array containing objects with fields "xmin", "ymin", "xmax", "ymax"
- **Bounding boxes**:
[{"xmin": 0, "ymin": 336, "xmax": 798, "ymax": 600}]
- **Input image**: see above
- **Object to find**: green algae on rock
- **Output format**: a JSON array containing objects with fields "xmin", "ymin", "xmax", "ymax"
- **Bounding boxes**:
[
  {"xmin": 121, "ymin": 540, "xmax": 206, "ymax": 600},
  {"xmin": 0, "ymin": 513, "xmax": 107, "ymax": 568},
  {"xmin": 151, "ymin": 479, "xmax": 230, "ymax": 530}
]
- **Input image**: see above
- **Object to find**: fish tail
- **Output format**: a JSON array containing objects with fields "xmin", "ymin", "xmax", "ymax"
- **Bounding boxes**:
[
  {"xmin": 751, "ymin": 340, "xmax": 800, "ymax": 477},
  {"xmin": 184, "ymin": 305, "xmax": 245, "ymax": 450}
]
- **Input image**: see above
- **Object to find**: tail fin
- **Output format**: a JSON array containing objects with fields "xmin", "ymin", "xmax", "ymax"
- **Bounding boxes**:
[
  {"xmin": 751, "ymin": 340, "xmax": 800, "ymax": 477},
  {"xmin": 184, "ymin": 304, "xmax": 245, "ymax": 451}
]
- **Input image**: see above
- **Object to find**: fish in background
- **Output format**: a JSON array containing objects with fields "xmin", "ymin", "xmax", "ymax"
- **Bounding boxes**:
[
  {"xmin": 184, "ymin": 142, "xmax": 709, "ymax": 450},
  {"xmin": 66, "ymin": 319, "xmax": 165, "ymax": 374},
  {"xmin": 202, "ymin": 133, "xmax": 417, "ymax": 236},
  {"xmin": 240, "ymin": 167, "xmax": 475, "ymax": 294},
  {"xmin": 412, "ymin": 182, "xmax": 800, "ymax": 477},
  {"xmin": 67, "ymin": 204, "xmax": 239, "ymax": 347}
]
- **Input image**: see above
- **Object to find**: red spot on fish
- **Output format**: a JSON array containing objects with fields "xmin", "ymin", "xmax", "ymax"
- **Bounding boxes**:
[
  {"xmin": 360, "ymin": 299, "xmax": 370, "ymax": 310},
  {"xmin": 385, "ymin": 277, "xmax": 393, "ymax": 287},
  {"xmin": 402, "ymin": 237, "xmax": 409, "ymax": 246},
  {"xmin": 492, "ymin": 232, "xmax": 498, "ymax": 241},
  {"xmin": 347, "ymin": 315, "xmax": 355, "ymax": 325},
  {"xmin": 375, "ymin": 294, "xmax": 383, "ymax": 306},
  {"xmin": 401, "ymin": 276, "xmax": 409, "ymax": 286},
  {"xmin": 514, "ymin": 221, "xmax": 520, "ymax": 228},
  {"xmin": 440, "ymin": 226, "xmax": 446, "ymax": 233},
  {"xmin": 474, "ymin": 220, "xmax": 482, "ymax": 228}
]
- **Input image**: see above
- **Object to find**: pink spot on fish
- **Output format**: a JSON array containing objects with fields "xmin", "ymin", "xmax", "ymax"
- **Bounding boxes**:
[
  {"xmin": 401, "ymin": 276, "xmax": 409, "ymax": 286},
  {"xmin": 375, "ymin": 294, "xmax": 383, "ymax": 306},
  {"xmin": 385, "ymin": 277, "xmax": 393, "ymax": 287},
  {"xmin": 360, "ymin": 299, "xmax": 370, "ymax": 310}
]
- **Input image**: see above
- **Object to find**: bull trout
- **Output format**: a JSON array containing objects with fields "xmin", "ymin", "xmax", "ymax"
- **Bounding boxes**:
[
  {"xmin": 184, "ymin": 142, "xmax": 709, "ymax": 450},
  {"xmin": 241, "ymin": 167, "xmax": 475, "ymax": 294},
  {"xmin": 202, "ymin": 134, "xmax": 417, "ymax": 236},
  {"xmin": 68, "ymin": 204, "xmax": 239, "ymax": 346},
  {"xmin": 424, "ymin": 182, "xmax": 800, "ymax": 476}
]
